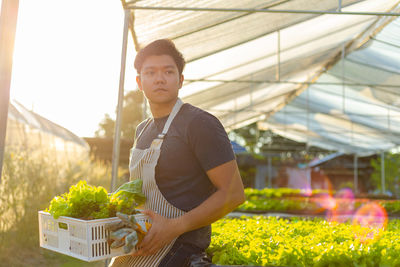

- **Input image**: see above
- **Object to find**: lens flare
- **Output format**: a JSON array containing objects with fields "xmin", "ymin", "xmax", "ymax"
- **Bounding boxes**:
[
  {"xmin": 308, "ymin": 172, "xmax": 335, "ymax": 214},
  {"xmin": 327, "ymin": 188, "xmax": 355, "ymax": 223},
  {"xmin": 315, "ymin": 193, "xmax": 337, "ymax": 210},
  {"xmin": 336, "ymin": 188, "xmax": 355, "ymax": 200},
  {"xmin": 301, "ymin": 187, "xmax": 313, "ymax": 197},
  {"xmin": 352, "ymin": 202, "xmax": 388, "ymax": 243}
]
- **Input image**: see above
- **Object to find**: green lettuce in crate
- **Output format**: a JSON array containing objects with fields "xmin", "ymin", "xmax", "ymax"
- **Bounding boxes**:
[
  {"xmin": 46, "ymin": 180, "xmax": 145, "ymax": 220},
  {"xmin": 109, "ymin": 180, "xmax": 146, "ymax": 215}
]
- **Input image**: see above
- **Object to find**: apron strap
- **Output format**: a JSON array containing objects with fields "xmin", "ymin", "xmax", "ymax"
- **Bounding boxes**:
[{"xmin": 158, "ymin": 98, "xmax": 184, "ymax": 139}]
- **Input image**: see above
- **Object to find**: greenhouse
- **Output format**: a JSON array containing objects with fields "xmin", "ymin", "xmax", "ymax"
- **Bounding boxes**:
[
  {"xmin": 6, "ymin": 100, "xmax": 89, "ymax": 161},
  {"xmin": 113, "ymin": 0, "xmax": 400, "ymax": 194},
  {"xmin": 125, "ymin": 0, "xmax": 400, "ymax": 154},
  {"xmin": 120, "ymin": 1, "xmax": 400, "ymax": 266}
]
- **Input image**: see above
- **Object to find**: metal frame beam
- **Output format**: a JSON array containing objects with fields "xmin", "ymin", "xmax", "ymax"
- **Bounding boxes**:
[
  {"xmin": 184, "ymin": 78, "xmax": 400, "ymax": 89},
  {"xmin": 125, "ymin": 5, "xmax": 400, "ymax": 16},
  {"xmin": 354, "ymin": 154, "xmax": 358, "ymax": 194},
  {"xmin": 0, "ymin": 0, "xmax": 19, "ymax": 182},
  {"xmin": 110, "ymin": 9, "xmax": 130, "ymax": 193}
]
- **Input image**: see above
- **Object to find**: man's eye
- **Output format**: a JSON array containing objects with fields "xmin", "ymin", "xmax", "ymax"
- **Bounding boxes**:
[
  {"xmin": 166, "ymin": 70, "xmax": 174, "ymax": 74},
  {"xmin": 145, "ymin": 71, "xmax": 155, "ymax": 76}
]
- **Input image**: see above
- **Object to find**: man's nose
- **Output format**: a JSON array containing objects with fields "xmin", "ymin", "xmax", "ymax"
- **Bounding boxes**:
[{"xmin": 154, "ymin": 71, "xmax": 166, "ymax": 83}]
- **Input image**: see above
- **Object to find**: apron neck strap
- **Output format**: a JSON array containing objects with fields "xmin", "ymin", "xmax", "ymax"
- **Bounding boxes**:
[{"xmin": 158, "ymin": 98, "xmax": 184, "ymax": 139}]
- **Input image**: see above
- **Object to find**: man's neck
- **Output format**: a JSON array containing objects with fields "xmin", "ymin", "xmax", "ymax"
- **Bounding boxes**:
[{"xmin": 149, "ymin": 99, "xmax": 178, "ymax": 118}]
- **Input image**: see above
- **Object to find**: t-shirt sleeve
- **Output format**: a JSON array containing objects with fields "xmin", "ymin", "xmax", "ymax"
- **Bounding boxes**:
[{"xmin": 188, "ymin": 112, "xmax": 235, "ymax": 172}]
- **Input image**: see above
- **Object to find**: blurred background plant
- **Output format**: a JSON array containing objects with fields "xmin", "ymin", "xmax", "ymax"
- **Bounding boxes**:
[
  {"xmin": 0, "ymin": 147, "xmax": 127, "ymax": 267},
  {"xmin": 370, "ymin": 152, "xmax": 400, "ymax": 198}
]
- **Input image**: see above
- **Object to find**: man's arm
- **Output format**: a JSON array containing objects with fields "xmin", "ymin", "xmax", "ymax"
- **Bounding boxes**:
[{"xmin": 132, "ymin": 159, "xmax": 245, "ymax": 256}]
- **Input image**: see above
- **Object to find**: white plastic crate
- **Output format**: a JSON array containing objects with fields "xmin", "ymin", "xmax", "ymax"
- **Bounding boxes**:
[{"xmin": 38, "ymin": 211, "xmax": 149, "ymax": 262}]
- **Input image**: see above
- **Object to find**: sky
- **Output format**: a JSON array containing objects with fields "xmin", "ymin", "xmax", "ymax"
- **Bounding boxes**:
[{"xmin": 9, "ymin": 0, "xmax": 138, "ymax": 137}]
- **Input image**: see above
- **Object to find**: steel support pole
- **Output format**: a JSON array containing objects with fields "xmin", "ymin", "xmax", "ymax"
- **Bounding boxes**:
[
  {"xmin": 126, "ymin": 5, "xmax": 400, "ymax": 16},
  {"xmin": 0, "ymin": 0, "xmax": 19, "ymax": 182},
  {"xmin": 381, "ymin": 151, "xmax": 385, "ymax": 194},
  {"xmin": 276, "ymin": 30, "xmax": 280, "ymax": 81},
  {"xmin": 268, "ymin": 155, "xmax": 272, "ymax": 188},
  {"xmin": 353, "ymin": 154, "xmax": 358, "ymax": 194},
  {"xmin": 110, "ymin": 9, "xmax": 130, "ymax": 192},
  {"xmin": 307, "ymin": 168, "xmax": 312, "ymax": 191},
  {"xmin": 342, "ymin": 45, "xmax": 345, "ymax": 113}
]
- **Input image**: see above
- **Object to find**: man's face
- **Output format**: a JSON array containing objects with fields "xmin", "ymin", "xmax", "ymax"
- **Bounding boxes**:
[{"xmin": 136, "ymin": 54, "xmax": 183, "ymax": 106}]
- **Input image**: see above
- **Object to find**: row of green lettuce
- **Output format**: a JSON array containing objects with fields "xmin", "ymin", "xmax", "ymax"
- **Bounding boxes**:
[
  {"xmin": 208, "ymin": 216, "xmax": 400, "ymax": 266},
  {"xmin": 238, "ymin": 188, "xmax": 400, "ymax": 215},
  {"xmin": 244, "ymin": 188, "xmax": 395, "ymax": 199},
  {"xmin": 244, "ymin": 188, "xmax": 329, "ymax": 198}
]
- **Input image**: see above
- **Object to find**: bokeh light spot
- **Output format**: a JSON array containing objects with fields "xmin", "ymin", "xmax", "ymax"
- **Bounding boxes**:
[{"xmin": 352, "ymin": 202, "xmax": 388, "ymax": 243}]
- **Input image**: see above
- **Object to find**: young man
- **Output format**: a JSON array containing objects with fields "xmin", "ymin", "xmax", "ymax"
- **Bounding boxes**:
[{"xmin": 109, "ymin": 39, "xmax": 245, "ymax": 267}]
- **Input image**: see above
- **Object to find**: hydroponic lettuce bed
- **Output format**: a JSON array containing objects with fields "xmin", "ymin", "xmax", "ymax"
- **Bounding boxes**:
[
  {"xmin": 237, "ymin": 188, "xmax": 400, "ymax": 217},
  {"xmin": 208, "ymin": 216, "xmax": 400, "ymax": 267}
]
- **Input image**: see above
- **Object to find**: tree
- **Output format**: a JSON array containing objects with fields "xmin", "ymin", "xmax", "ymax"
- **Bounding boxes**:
[
  {"xmin": 370, "ymin": 152, "xmax": 400, "ymax": 196},
  {"xmin": 95, "ymin": 90, "xmax": 145, "ymax": 141}
]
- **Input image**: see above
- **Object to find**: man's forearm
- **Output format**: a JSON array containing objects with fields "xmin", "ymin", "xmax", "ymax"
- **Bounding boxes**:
[
  {"xmin": 174, "ymin": 167, "xmax": 245, "ymax": 236},
  {"xmin": 177, "ymin": 190, "xmax": 243, "ymax": 235}
]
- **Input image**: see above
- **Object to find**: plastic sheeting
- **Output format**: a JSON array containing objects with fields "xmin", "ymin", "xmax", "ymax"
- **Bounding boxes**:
[
  {"xmin": 6, "ymin": 100, "xmax": 89, "ymax": 159},
  {"xmin": 259, "ymin": 17, "xmax": 400, "ymax": 155},
  {"xmin": 126, "ymin": 0, "xmax": 400, "ymax": 155}
]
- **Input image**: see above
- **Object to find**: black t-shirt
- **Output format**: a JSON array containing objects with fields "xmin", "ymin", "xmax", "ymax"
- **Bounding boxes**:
[{"xmin": 134, "ymin": 103, "xmax": 235, "ymax": 248}]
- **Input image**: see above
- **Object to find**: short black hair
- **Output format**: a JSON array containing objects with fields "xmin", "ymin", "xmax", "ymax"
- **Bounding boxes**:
[{"xmin": 134, "ymin": 39, "xmax": 186, "ymax": 75}]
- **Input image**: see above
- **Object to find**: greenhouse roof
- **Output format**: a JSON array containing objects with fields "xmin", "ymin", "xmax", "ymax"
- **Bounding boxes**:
[
  {"xmin": 8, "ymin": 100, "xmax": 88, "ymax": 147},
  {"xmin": 124, "ymin": 0, "xmax": 400, "ymax": 156}
]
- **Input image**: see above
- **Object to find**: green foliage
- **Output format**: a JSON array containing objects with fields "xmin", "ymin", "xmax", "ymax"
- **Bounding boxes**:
[
  {"xmin": 95, "ymin": 90, "xmax": 144, "ymax": 141},
  {"xmin": 244, "ymin": 187, "xmax": 331, "ymax": 198},
  {"xmin": 47, "ymin": 180, "xmax": 109, "ymax": 219},
  {"xmin": 239, "ymin": 167, "xmax": 256, "ymax": 188},
  {"xmin": 209, "ymin": 216, "xmax": 400, "ymax": 266},
  {"xmin": 239, "ymin": 188, "xmax": 400, "ymax": 215},
  {"xmin": 238, "ymin": 198, "xmax": 319, "ymax": 212},
  {"xmin": 110, "ymin": 180, "xmax": 146, "ymax": 215},
  {"xmin": 380, "ymin": 200, "xmax": 400, "ymax": 215},
  {"xmin": 238, "ymin": 188, "xmax": 323, "ymax": 212},
  {"xmin": 47, "ymin": 180, "xmax": 145, "ymax": 220},
  {"xmin": 0, "ymin": 149, "xmax": 128, "ymax": 266},
  {"xmin": 0, "ymin": 150, "xmax": 60, "ymax": 248},
  {"xmin": 370, "ymin": 153, "xmax": 400, "ymax": 196}
]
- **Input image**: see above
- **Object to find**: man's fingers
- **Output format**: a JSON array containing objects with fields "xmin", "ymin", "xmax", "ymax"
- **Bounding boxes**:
[
  {"xmin": 141, "ymin": 227, "xmax": 156, "ymax": 246},
  {"xmin": 132, "ymin": 231, "xmax": 165, "ymax": 256},
  {"xmin": 141, "ymin": 209, "xmax": 158, "ymax": 220},
  {"xmin": 131, "ymin": 229, "xmax": 156, "ymax": 256},
  {"xmin": 132, "ymin": 243, "xmax": 160, "ymax": 256}
]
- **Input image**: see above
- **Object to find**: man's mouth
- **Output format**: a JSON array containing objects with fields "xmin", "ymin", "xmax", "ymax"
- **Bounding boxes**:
[{"xmin": 154, "ymin": 88, "xmax": 167, "ymax": 92}]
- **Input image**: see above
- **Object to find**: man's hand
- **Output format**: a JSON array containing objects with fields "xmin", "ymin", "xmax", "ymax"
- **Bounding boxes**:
[{"xmin": 131, "ymin": 210, "xmax": 183, "ymax": 256}]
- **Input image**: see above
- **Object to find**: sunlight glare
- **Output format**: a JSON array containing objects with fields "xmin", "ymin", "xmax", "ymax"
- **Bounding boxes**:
[{"xmin": 10, "ymin": 0, "xmax": 137, "ymax": 137}]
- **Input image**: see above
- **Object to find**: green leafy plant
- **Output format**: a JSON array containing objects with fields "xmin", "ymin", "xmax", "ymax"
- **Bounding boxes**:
[
  {"xmin": 0, "ymin": 148, "xmax": 129, "ymax": 266},
  {"xmin": 239, "ymin": 188, "xmax": 400, "ymax": 215},
  {"xmin": 208, "ymin": 216, "xmax": 400, "ymax": 266},
  {"xmin": 370, "ymin": 152, "xmax": 400, "ymax": 196},
  {"xmin": 47, "ymin": 180, "xmax": 145, "ymax": 220}
]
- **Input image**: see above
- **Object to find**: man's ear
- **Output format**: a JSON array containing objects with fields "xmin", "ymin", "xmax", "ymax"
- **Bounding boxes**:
[
  {"xmin": 136, "ymin": 76, "xmax": 143, "ymax": 91},
  {"xmin": 178, "ymin": 74, "xmax": 184, "ymax": 89}
]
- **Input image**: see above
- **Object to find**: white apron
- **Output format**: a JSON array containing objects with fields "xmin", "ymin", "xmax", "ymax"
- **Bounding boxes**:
[{"xmin": 109, "ymin": 99, "xmax": 186, "ymax": 267}]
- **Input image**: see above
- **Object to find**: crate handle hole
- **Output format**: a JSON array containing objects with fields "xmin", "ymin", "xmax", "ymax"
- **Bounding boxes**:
[{"xmin": 58, "ymin": 222, "xmax": 68, "ymax": 230}]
